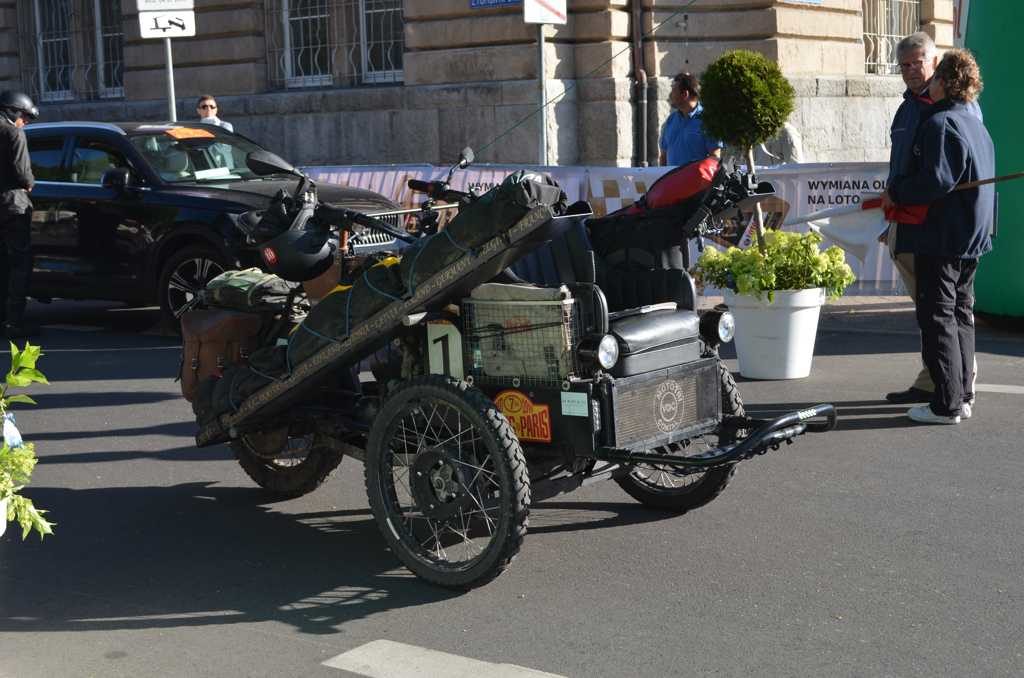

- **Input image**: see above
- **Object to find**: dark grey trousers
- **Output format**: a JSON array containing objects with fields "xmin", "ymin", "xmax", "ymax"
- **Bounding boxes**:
[{"xmin": 914, "ymin": 254, "xmax": 978, "ymax": 417}]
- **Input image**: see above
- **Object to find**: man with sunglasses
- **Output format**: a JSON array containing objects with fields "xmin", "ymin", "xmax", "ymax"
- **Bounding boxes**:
[{"xmin": 196, "ymin": 94, "xmax": 233, "ymax": 132}]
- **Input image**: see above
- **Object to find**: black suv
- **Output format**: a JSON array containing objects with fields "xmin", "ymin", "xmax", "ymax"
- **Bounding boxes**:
[{"xmin": 24, "ymin": 121, "xmax": 398, "ymax": 324}]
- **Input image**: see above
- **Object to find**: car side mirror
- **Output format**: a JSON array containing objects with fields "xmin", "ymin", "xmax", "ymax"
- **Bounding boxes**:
[
  {"xmin": 246, "ymin": 149, "xmax": 299, "ymax": 177},
  {"xmin": 101, "ymin": 167, "xmax": 131, "ymax": 191}
]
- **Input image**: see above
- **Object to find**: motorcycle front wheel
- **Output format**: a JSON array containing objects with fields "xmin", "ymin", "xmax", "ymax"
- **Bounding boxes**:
[{"xmin": 364, "ymin": 376, "xmax": 530, "ymax": 589}]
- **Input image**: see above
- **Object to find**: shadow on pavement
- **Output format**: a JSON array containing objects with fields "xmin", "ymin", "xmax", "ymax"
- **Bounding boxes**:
[
  {"xmin": 528, "ymin": 500, "xmax": 673, "ymax": 535},
  {"xmin": 31, "ymin": 420, "xmax": 196, "ymax": 446},
  {"xmin": 0, "ymin": 481, "xmax": 457, "ymax": 636},
  {"xmin": 29, "ymin": 391, "xmax": 182, "ymax": 410},
  {"xmin": 748, "ymin": 399, "xmax": 919, "ymax": 431},
  {"xmin": 36, "ymin": 441, "xmax": 233, "ymax": 465}
]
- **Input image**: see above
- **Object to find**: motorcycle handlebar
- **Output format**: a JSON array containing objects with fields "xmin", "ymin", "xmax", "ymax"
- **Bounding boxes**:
[
  {"xmin": 407, "ymin": 178, "xmax": 470, "ymax": 202},
  {"xmin": 407, "ymin": 179, "xmax": 436, "ymax": 194}
]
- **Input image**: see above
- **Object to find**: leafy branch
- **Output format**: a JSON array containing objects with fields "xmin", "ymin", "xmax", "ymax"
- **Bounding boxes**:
[{"xmin": 1, "ymin": 341, "xmax": 54, "ymax": 540}]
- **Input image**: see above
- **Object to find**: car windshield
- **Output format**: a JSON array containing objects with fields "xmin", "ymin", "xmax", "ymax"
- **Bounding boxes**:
[{"xmin": 129, "ymin": 126, "xmax": 279, "ymax": 184}]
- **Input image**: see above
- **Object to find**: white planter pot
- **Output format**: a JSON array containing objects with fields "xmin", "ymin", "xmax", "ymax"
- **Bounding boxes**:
[
  {"xmin": 0, "ymin": 496, "xmax": 7, "ymax": 538},
  {"xmin": 723, "ymin": 288, "xmax": 826, "ymax": 380}
]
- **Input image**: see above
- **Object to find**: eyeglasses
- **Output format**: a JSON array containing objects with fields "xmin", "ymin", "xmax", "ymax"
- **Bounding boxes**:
[
  {"xmin": 899, "ymin": 59, "xmax": 927, "ymax": 72},
  {"xmin": 198, "ymin": 104, "xmax": 217, "ymax": 110}
]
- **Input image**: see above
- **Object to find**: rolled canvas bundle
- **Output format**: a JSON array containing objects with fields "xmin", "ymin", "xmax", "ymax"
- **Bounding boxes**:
[{"xmin": 192, "ymin": 170, "xmax": 567, "ymax": 425}]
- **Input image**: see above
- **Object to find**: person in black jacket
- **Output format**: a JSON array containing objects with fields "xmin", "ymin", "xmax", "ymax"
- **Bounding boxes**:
[
  {"xmin": 884, "ymin": 49, "xmax": 994, "ymax": 425},
  {"xmin": 0, "ymin": 90, "xmax": 39, "ymax": 338}
]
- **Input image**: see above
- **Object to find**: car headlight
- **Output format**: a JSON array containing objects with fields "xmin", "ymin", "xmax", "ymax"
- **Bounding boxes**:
[
  {"xmin": 579, "ymin": 334, "xmax": 619, "ymax": 370},
  {"xmin": 597, "ymin": 334, "xmax": 619, "ymax": 369}
]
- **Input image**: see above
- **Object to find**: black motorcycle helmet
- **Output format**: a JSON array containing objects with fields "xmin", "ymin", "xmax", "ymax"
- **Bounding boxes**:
[
  {"xmin": 257, "ymin": 215, "xmax": 336, "ymax": 282},
  {"xmin": 0, "ymin": 91, "xmax": 39, "ymax": 123}
]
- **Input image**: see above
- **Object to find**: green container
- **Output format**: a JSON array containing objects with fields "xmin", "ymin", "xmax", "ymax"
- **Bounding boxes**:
[{"xmin": 967, "ymin": 4, "xmax": 1024, "ymax": 316}]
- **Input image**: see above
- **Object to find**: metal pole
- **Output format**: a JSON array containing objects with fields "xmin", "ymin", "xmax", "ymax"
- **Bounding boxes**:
[
  {"xmin": 165, "ymin": 38, "xmax": 177, "ymax": 122},
  {"xmin": 538, "ymin": 24, "xmax": 547, "ymax": 165}
]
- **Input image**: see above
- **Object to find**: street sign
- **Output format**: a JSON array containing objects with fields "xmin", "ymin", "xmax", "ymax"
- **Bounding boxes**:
[
  {"xmin": 524, "ymin": 0, "xmax": 566, "ymax": 25},
  {"xmin": 139, "ymin": 10, "xmax": 196, "ymax": 39},
  {"xmin": 470, "ymin": 0, "xmax": 520, "ymax": 7},
  {"xmin": 137, "ymin": 0, "xmax": 194, "ymax": 9}
]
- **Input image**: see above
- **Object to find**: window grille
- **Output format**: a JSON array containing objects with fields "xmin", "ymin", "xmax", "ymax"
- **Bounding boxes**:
[
  {"xmin": 96, "ymin": 0, "xmax": 124, "ymax": 98},
  {"xmin": 265, "ymin": 0, "xmax": 404, "ymax": 89},
  {"xmin": 863, "ymin": 0, "xmax": 921, "ymax": 75},
  {"xmin": 17, "ymin": 0, "xmax": 126, "ymax": 101},
  {"xmin": 32, "ymin": 0, "xmax": 74, "ymax": 101}
]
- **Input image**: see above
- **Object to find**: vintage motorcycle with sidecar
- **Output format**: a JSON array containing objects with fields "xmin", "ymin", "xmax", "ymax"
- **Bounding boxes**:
[{"xmin": 182, "ymin": 148, "xmax": 837, "ymax": 589}]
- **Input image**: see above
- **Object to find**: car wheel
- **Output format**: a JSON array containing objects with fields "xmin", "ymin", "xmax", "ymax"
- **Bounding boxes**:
[{"xmin": 158, "ymin": 245, "xmax": 230, "ymax": 326}]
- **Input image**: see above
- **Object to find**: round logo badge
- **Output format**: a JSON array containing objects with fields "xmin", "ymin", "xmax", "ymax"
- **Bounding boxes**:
[{"xmin": 653, "ymin": 379, "xmax": 685, "ymax": 433}]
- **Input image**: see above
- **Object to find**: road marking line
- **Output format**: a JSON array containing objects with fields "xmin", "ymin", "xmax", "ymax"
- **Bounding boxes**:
[
  {"xmin": 323, "ymin": 640, "xmax": 566, "ymax": 678},
  {"xmin": 975, "ymin": 383, "xmax": 1024, "ymax": 395}
]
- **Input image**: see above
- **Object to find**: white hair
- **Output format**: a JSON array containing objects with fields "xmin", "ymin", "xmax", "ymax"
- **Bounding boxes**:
[{"xmin": 897, "ymin": 32, "xmax": 936, "ymax": 58}]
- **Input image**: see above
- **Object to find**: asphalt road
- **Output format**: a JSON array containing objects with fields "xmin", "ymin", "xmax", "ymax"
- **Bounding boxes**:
[{"xmin": 1, "ymin": 299, "xmax": 1022, "ymax": 678}]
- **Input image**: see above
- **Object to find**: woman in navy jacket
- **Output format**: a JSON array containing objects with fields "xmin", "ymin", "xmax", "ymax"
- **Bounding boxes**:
[{"xmin": 884, "ymin": 49, "xmax": 995, "ymax": 424}]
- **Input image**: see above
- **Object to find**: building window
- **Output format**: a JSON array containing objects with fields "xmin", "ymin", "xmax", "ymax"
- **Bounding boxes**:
[
  {"xmin": 32, "ymin": 0, "xmax": 74, "ymax": 101},
  {"xmin": 360, "ymin": 0, "xmax": 403, "ymax": 84},
  {"xmin": 18, "ymin": 0, "xmax": 126, "ymax": 101},
  {"xmin": 266, "ymin": 0, "xmax": 404, "ymax": 89},
  {"xmin": 863, "ymin": 0, "xmax": 922, "ymax": 75},
  {"xmin": 96, "ymin": 0, "xmax": 124, "ymax": 98}
]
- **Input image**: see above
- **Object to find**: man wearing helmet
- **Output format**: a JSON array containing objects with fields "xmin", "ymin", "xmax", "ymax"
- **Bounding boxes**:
[{"xmin": 0, "ymin": 90, "xmax": 39, "ymax": 338}]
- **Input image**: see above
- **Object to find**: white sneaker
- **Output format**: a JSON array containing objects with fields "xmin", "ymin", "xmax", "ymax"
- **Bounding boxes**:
[
  {"xmin": 908, "ymin": 404, "xmax": 960, "ymax": 425},
  {"xmin": 961, "ymin": 402, "xmax": 973, "ymax": 419}
]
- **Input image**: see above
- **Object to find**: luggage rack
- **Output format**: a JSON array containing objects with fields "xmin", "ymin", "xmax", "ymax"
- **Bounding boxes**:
[{"xmin": 196, "ymin": 202, "xmax": 593, "ymax": 447}]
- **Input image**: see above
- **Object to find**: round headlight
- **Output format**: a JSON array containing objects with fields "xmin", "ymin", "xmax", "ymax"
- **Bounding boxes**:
[
  {"xmin": 597, "ymin": 334, "xmax": 619, "ymax": 369},
  {"xmin": 717, "ymin": 312, "xmax": 736, "ymax": 343}
]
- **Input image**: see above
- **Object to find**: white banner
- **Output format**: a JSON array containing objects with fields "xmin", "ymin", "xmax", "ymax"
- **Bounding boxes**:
[{"xmin": 305, "ymin": 162, "xmax": 896, "ymax": 283}]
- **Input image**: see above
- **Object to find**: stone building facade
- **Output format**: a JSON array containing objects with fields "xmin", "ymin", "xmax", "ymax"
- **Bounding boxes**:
[{"xmin": 0, "ymin": 0, "xmax": 954, "ymax": 166}]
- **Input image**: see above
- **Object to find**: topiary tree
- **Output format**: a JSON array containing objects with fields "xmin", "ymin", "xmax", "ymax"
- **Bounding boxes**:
[{"xmin": 700, "ymin": 50, "xmax": 795, "ymax": 251}]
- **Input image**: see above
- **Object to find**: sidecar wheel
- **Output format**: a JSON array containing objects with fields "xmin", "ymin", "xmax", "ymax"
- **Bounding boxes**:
[
  {"xmin": 615, "ymin": 360, "xmax": 745, "ymax": 513},
  {"xmin": 365, "ymin": 376, "xmax": 530, "ymax": 589},
  {"xmin": 233, "ymin": 428, "xmax": 345, "ymax": 499}
]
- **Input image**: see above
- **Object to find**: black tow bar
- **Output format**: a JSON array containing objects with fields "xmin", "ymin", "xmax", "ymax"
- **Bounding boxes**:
[{"xmin": 593, "ymin": 403, "xmax": 837, "ymax": 470}]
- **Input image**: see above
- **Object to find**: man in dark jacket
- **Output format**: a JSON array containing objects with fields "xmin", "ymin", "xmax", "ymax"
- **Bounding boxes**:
[
  {"xmin": 0, "ymin": 90, "xmax": 38, "ymax": 338},
  {"xmin": 885, "ymin": 49, "xmax": 994, "ymax": 425}
]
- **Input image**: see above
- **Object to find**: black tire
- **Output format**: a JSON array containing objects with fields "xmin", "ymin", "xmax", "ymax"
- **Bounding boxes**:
[
  {"xmin": 157, "ymin": 244, "xmax": 230, "ymax": 326},
  {"xmin": 232, "ymin": 428, "xmax": 345, "ymax": 499},
  {"xmin": 364, "ymin": 376, "xmax": 530, "ymax": 589},
  {"xmin": 615, "ymin": 359, "xmax": 745, "ymax": 513}
]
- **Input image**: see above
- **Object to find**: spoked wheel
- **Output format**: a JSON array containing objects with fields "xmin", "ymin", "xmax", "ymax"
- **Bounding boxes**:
[
  {"xmin": 365, "ymin": 376, "xmax": 530, "ymax": 589},
  {"xmin": 233, "ymin": 427, "xmax": 346, "ymax": 499},
  {"xmin": 615, "ymin": 360, "xmax": 746, "ymax": 513}
]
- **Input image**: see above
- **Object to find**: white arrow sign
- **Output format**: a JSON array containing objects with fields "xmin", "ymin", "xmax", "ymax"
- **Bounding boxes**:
[
  {"xmin": 139, "ymin": 10, "xmax": 196, "ymax": 39},
  {"xmin": 137, "ymin": 0, "xmax": 194, "ymax": 10},
  {"xmin": 524, "ymin": 0, "xmax": 566, "ymax": 25}
]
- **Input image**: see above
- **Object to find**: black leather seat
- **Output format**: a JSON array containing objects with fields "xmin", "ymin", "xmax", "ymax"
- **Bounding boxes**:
[{"xmin": 508, "ymin": 217, "xmax": 701, "ymax": 376}]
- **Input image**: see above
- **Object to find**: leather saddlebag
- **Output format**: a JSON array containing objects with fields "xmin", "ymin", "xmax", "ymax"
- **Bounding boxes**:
[{"xmin": 179, "ymin": 310, "xmax": 264, "ymax": 402}]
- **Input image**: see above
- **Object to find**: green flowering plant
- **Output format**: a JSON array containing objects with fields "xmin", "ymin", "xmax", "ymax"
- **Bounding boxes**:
[
  {"xmin": 1, "ymin": 341, "xmax": 54, "ymax": 540},
  {"xmin": 695, "ymin": 230, "xmax": 856, "ymax": 301}
]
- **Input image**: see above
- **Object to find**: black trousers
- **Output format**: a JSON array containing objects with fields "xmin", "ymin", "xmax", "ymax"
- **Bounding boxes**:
[
  {"xmin": 0, "ymin": 211, "xmax": 33, "ymax": 326},
  {"xmin": 913, "ymin": 254, "xmax": 978, "ymax": 416}
]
